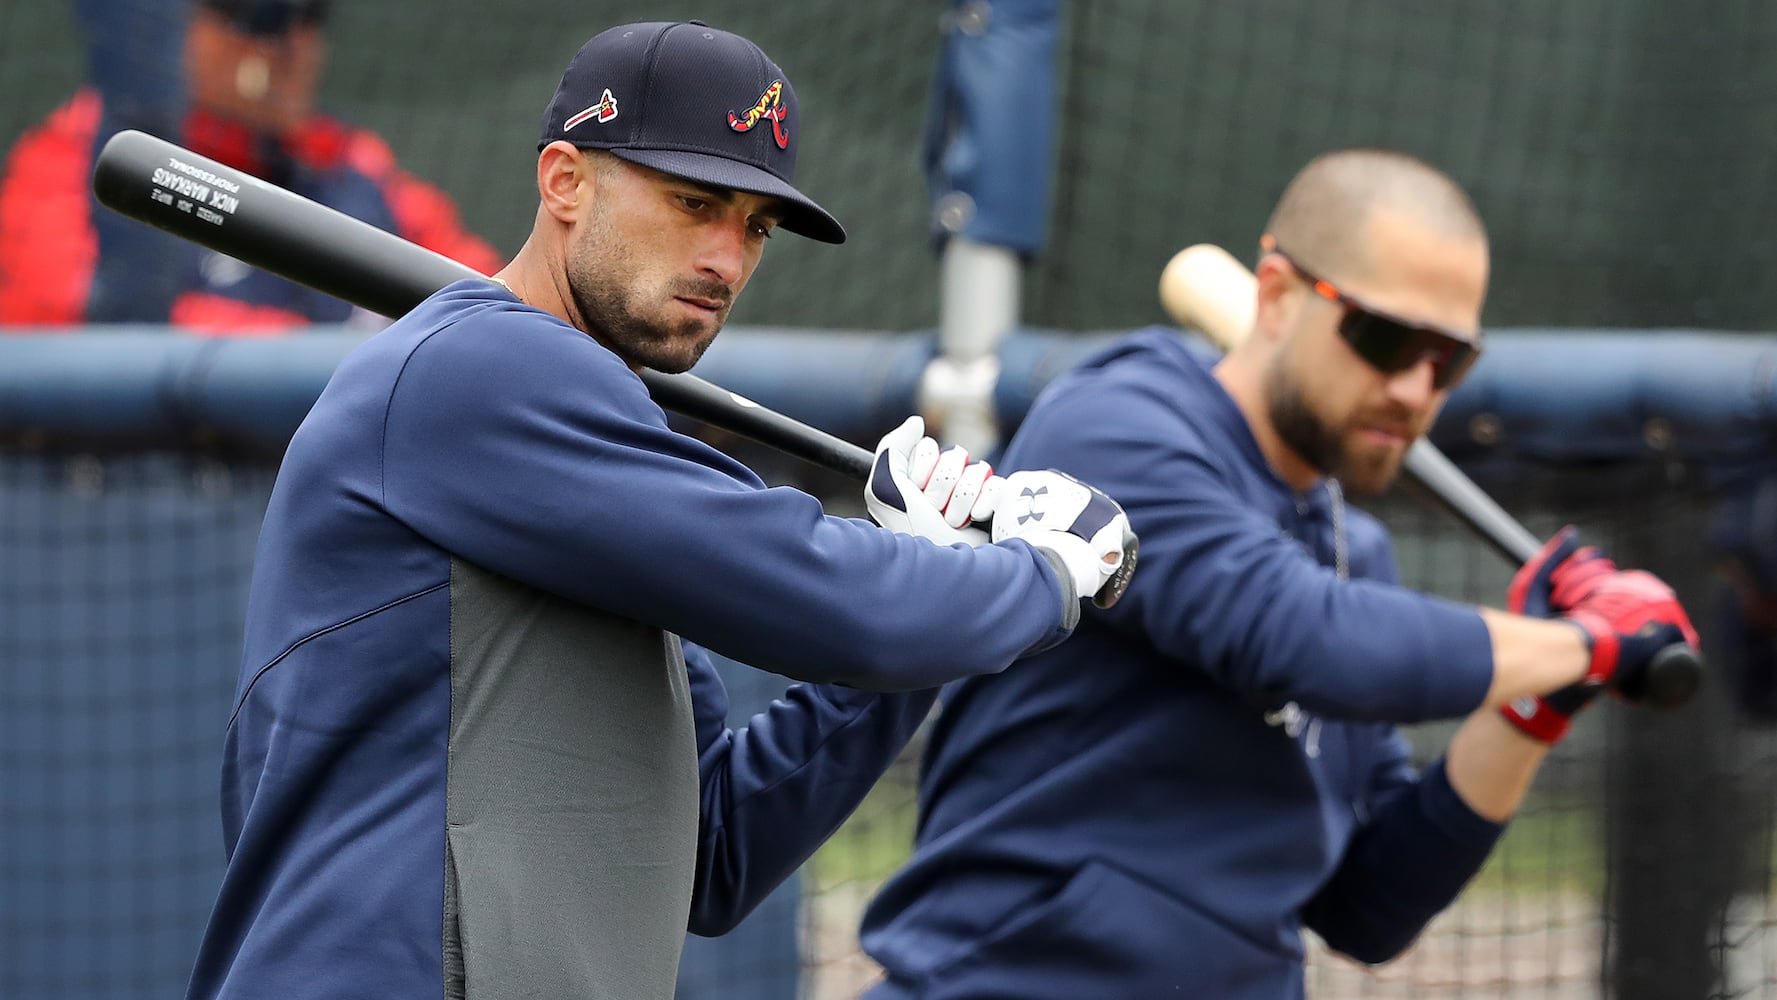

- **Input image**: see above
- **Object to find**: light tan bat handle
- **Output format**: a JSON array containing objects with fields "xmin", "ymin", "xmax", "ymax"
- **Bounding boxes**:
[{"xmin": 1157, "ymin": 243, "xmax": 1257, "ymax": 353}]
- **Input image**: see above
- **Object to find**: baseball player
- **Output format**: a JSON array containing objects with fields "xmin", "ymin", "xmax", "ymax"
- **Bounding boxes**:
[
  {"xmin": 181, "ymin": 21, "xmax": 1133, "ymax": 1000},
  {"xmin": 860, "ymin": 148, "xmax": 1699, "ymax": 999}
]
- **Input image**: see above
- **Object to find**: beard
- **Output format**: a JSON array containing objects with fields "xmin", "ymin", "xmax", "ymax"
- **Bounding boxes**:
[
  {"xmin": 565, "ymin": 212, "xmax": 732, "ymax": 374},
  {"xmin": 1264, "ymin": 359, "xmax": 1413, "ymax": 497}
]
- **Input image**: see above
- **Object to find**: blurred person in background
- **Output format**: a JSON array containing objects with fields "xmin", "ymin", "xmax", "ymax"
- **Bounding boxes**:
[
  {"xmin": 859, "ymin": 148, "xmax": 1702, "ymax": 999},
  {"xmin": 0, "ymin": 0, "xmax": 499, "ymax": 331}
]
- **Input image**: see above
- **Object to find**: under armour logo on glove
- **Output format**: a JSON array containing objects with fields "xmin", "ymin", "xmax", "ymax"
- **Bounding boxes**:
[
  {"xmin": 863, "ymin": 418, "xmax": 1140, "ymax": 608},
  {"xmin": 991, "ymin": 469, "xmax": 1139, "ymax": 609}
]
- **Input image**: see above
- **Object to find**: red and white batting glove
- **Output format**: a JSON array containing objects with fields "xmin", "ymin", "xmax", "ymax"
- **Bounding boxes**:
[
  {"xmin": 1559, "ymin": 568, "xmax": 1699, "ymax": 704},
  {"xmin": 1500, "ymin": 527, "xmax": 1616, "ymax": 744},
  {"xmin": 865, "ymin": 416, "xmax": 996, "ymax": 545}
]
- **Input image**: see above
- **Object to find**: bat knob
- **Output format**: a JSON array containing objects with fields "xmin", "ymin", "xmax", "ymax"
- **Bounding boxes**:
[
  {"xmin": 1091, "ymin": 526, "xmax": 1139, "ymax": 609},
  {"xmin": 1639, "ymin": 643, "xmax": 1704, "ymax": 709}
]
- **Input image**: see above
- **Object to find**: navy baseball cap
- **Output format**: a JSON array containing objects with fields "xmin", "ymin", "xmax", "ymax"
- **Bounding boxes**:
[{"xmin": 539, "ymin": 21, "xmax": 845, "ymax": 244}]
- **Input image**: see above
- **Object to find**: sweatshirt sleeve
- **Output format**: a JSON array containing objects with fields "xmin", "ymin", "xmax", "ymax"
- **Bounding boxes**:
[
  {"xmin": 1301, "ymin": 747, "xmax": 1505, "ymax": 963},
  {"xmin": 377, "ymin": 308, "xmax": 1072, "ymax": 691},
  {"xmin": 1006, "ymin": 375, "xmax": 1493, "ymax": 722},
  {"xmin": 681, "ymin": 641, "xmax": 936, "ymax": 934}
]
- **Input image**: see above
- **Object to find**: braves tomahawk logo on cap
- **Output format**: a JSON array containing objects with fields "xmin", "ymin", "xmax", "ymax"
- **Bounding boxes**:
[
  {"xmin": 727, "ymin": 80, "xmax": 789, "ymax": 150},
  {"xmin": 538, "ymin": 22, "xmax": 844, "ymax": 242},
  {"xmin": 563, "ymin": 89, "xmax": 620, "ymax": 131}
]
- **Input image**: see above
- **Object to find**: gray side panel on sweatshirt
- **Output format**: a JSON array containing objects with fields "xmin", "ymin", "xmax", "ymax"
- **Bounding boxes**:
[{"xmin": 442, "ymin": 558, "xmax": 700, "ymax": 1000}]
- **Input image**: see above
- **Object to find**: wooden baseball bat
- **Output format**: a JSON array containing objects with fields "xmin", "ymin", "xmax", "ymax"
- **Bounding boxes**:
[{"xmin": 1158, "ymin": 244, "xmax": 1703, "ymax": 709}]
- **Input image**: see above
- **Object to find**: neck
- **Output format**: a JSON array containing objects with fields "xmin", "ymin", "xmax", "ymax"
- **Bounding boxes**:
[
  {"xmin": 494, "ymin": 240, "xmax": 643, "ymax": 374},
  {"xmin": 495, "ymin": 241, "xmax": 569, "ymax": 325},
  {"xmin": 1213, "ymin": 352, "xmax": 1321, "ymax": 492}
]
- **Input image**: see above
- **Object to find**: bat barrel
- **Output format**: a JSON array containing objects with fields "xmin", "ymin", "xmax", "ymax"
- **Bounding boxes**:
[
  {"xmin": 1638, "ymin": 643, "xmax": 1705, "ymax": 710},
  {"xmin": 92, "ymin": 130, "xmax": 480, "ymax": 318},
  {"xmin": 90, "ymin": 130, "xmax": 879, "ymax": 482},
  {"xmin": 648, "ymin": 371, "xmax": 874, "ymax": 479}
]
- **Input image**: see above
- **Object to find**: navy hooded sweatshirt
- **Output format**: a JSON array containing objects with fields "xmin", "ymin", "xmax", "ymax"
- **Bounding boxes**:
[{"xmin": 862, "ymin": 329, "xmax": 1504, "ymax": 999}]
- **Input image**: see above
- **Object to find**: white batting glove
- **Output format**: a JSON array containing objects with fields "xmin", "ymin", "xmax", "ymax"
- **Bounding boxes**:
[
  {"xmin": 865, "ymin": 416, "xmax": 997, "ymax": 545},
  {"xmin": 982, "ymin": 469, "xmax": 1139, "ymax": 608}
]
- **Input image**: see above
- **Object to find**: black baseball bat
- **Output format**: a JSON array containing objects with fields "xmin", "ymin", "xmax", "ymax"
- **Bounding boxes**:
[
  {"xmin": 1404, "ymin": 442, "xmax": 1701, "ymax": 708},
  {"xmin": 89, "ymin": 129, "xmax": 873, "ymax": 480},
  {"xmin": 91, "ymin": 129, "xmax": 1137, "ymax": 608}
]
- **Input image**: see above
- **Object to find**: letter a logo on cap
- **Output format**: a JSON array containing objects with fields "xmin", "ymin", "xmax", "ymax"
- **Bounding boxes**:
[
  {"xmin": 564, "ymin": 88, "xmax": 620, "ymax": 131},
  {"xmin": 726, "ymin": 80, "xmax": 789, "ymax": 150}
]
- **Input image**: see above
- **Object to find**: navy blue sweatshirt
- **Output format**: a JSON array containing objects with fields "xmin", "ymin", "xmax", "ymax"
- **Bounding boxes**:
[
  {"xmin": 861, "ymin": 330, "xmax": 1504, "ymax": 999},
  {"xmin": 185, "ymin": 282, "xmax": 1076, "ymax": 1000}
]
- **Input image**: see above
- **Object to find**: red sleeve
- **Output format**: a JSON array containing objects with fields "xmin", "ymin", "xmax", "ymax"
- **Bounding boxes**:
[
  {"xmin": 344, "ymin": 130, "xmax": 504, "ymax": 275},
  {"xmin": 0, "ymin": 90, "xmax": 102, "ymax": 327}
]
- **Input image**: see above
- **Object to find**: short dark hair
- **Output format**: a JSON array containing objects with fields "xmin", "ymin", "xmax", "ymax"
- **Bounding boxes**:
[{"xmin": 1264, "ymin": 149, "xmax": 1485, "ymax": 280}]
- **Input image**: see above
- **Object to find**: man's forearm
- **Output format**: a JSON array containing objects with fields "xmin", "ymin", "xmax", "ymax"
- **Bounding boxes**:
[
  {"xmin": 1476, "ymin": 607, "xmax": 1591, "ymax": 709},
  {"xmin": 1443, "ymin": 708, "xmax": 1550, "ymax": 823}
]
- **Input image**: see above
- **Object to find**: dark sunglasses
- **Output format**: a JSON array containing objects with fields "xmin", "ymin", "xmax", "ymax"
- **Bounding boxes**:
[{"xmin": 1260, "ymin": 234, "xmax": 1481, "ymax": 390}]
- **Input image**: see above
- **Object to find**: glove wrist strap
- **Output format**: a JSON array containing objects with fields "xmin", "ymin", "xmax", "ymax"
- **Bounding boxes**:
[
  {"xmin": 1500, "ymin": 697, "xmax": 1571, "ymax": 744},
  {"xmin": 1564, "ymin": 611, "xmax": 1619, "ymax": 686}
]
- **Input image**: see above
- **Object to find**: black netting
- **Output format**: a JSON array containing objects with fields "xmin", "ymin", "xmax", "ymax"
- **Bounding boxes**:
[
  {"xmin": 0, "ymin": 454, "xmax": 275, "ymax": 1000},
  {"xmin": 1037, "ymin": 2, "xmax": 1777, "ymax": 332},
  {"xmin": 318, "ymin": 1, "xmax": 943, "ymax": 331},
  {"xmin": 6, "ymin": 1, "xmax": 1777, "ymax": 997},
  {"xmin": 2, "ymin": 1, "xmax": 941, "ymax": 333}
]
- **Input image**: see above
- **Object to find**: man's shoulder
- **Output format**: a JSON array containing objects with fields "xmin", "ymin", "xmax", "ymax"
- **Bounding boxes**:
[
  {"xmin": 1039, "ymin": 328, "xmax": 1222, "ymax": 424},
  {"xmin": 1005, "ymin": 331, "xmax": 1252, "ymax": 504},
  {"xmin": 1066, "ymin": 326, "xmax": 1215, "ymax": 384},
  {"xmin": 328, "ymin": 284, "xmax": 520, "ymax": 381},
  {"xmin": 402, "ymin": 279, "xmax": 524, "ymax": 327},
  {"xmin": 348, "ymin": 283, "xmax": 643, "ymax": 402}
]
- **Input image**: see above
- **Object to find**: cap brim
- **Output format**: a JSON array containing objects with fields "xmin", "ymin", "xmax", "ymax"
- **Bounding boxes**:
[{"xmin": 610, "ymin": 148, "xmax": 846, "ymax": 245}]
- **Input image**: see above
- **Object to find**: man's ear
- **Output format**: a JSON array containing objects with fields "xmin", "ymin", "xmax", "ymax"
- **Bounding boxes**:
[
  {"xmin": 1251, "ymin": 253, "xmax": 1297, "ymax": 346},
  {"xmin": 537, "ymin": 141, "xmax": 591, "ymax": 224}
]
